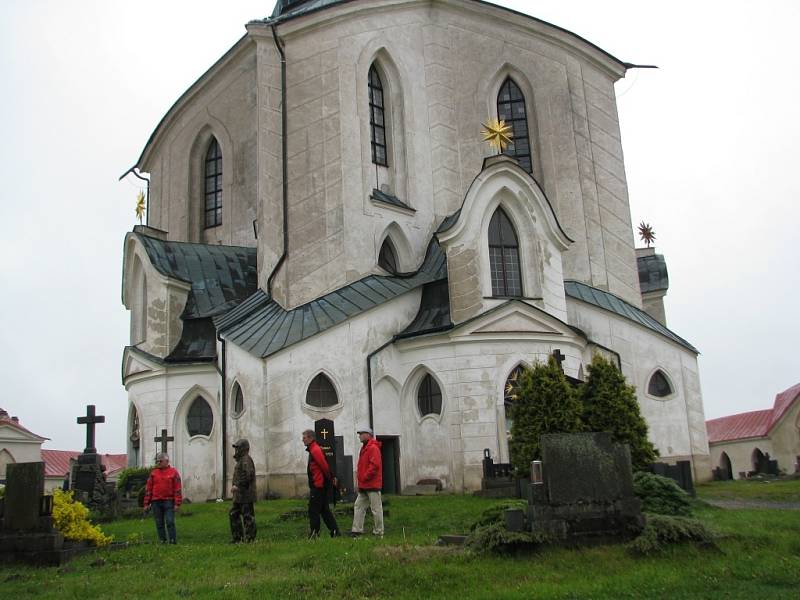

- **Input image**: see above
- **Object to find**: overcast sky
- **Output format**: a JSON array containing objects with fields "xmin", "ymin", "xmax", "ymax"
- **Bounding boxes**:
[{"xmin": 1, "ymin": 1, "xmax": 797, "ymax": 453}]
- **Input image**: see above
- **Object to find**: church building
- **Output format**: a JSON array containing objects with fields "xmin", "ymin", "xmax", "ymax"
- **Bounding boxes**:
[{"xmin": 121, "ymin": 0, "xmax": 711, "ymax": 501}]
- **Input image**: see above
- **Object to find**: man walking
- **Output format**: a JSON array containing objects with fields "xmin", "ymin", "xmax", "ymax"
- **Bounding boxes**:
[
  {"xmin": 230, "ymin": 438, "xmax": 257, "ymax": 543},
  {"xmin": 350, "ymin": 427, "xmax": 384, "ymax": 538},
  {"xmin": 302, "ymin": 429, "xmax": 341, "ymax": 539},
  {"xmin": 143, "ymin": 453, "xmax": 182, "ymax": 544}
]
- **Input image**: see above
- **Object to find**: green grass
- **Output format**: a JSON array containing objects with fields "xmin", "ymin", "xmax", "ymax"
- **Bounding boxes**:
[
  {"xmin": 4, "ymin": 494, "xmax": 800, "ymax": 599},
  {"xmin": 696, "ymin": 478, "xmax": 800, "ymax": 502}
]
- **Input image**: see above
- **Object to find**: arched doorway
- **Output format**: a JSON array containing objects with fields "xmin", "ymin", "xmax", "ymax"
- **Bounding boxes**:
[
  {"xmin": 751, "ymin": 448, "xmax": 767, "ymax": 474},
  {"xmin": 719, "ymin": 452, "xmax": 733, "ymax": 480}
]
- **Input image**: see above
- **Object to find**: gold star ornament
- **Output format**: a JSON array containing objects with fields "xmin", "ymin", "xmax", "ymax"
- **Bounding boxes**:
[
  {"xmin": 135, "ymin": 190, "xmax": 146, "ymax": 224},
  {"xmin": 481, "ymin": 118, "xmax": 513, "ymax": 153}
]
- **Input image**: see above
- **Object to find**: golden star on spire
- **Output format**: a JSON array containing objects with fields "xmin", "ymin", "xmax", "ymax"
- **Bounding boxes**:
[
  {"xmin": 135, "ymin": 190, "xmax": 146, "ymax": 224},
  {"xmin": 481, "ymin": 118, "xmax": 513, "ymax": 153}
]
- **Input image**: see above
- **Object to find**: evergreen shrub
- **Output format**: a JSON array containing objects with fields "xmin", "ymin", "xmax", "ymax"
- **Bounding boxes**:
[
  {"xmin": 469, "ymin": 500, "xmax": 528, "ymax": 531},
  {"xmin": 627, "ymin": 513, "xmax": 715, "ymax": 555},
  {"xmin": 633, "ymin": 471, "xmax": 692, "ymax": 516},
  {"xmin": 465, "ymin": 522, "xmax": 549, "ymax": 555}
]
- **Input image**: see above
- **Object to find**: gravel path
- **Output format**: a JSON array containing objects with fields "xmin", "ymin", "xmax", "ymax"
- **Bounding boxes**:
[{"xmin": 703, "ymin": 498, "xmax": 800, "ymax": 510}]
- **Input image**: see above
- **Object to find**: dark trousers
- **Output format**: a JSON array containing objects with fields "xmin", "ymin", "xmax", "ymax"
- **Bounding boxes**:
[
  {"xmin": 230, "ymin": 502, "xmax": 256, "ymax": 542},
  {"xmin": 151, "ymin": 499, "xmax": 176, "ymax": 543},
  {"xmin": 308, "ymin": 486, "xmax": 339, "ymax": 536}
]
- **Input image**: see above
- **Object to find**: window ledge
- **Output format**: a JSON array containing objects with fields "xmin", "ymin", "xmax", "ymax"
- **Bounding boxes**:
[{"xmin": 370, "ymin": 189, "xmax": 415, "ymax": 214}]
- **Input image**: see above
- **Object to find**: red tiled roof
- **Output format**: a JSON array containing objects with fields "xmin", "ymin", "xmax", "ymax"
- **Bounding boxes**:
[
  {"xmin": 707, "ymin": 382, "xmax": 800, "ymax": 443},
  {"xmin": 769, "ymin": 382, "xmax": 800, "ymax": 430},
  {"xmin": 41, "ymin": 450, "xmax": 128, "ymax": 479}
]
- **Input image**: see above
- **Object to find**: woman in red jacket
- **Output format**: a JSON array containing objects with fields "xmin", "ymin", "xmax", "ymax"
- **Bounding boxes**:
[
  {"xmin": 302, "ymin": 430, "xmax": 340, "ymax": 539},
  {"xmin": 143, "ymin": 453, "xmax": 182, "ymax": 544}
]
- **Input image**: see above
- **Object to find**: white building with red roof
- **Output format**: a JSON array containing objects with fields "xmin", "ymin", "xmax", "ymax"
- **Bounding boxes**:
[{"xmin": 706, "ymin": 383, "xmax": 800, "ymax": 479}]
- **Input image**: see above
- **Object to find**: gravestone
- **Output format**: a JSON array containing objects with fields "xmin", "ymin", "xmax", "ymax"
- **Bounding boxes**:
[
  {"xmin": 70, "ymin": 405, "xmax": 117, "ymax": 516},
  {"xmin": 525, "ymin": 432, "xmax": 644, "ymax": 544},
  {"xmin": 314, "ymin": 419, "xmax": 337, "ymax": 503},
  {"xmin": 154, "ymin": 428, "xmax": 174, "ymax": 456},
  {"xmin": 334, "ymin": 435, "xmax": 356, "ymax": 503},
  {"xmin": 0, "ymin": 462, "xmax": 67, "ymax": 565},
  {"xmin": 649, "ymin": 461, "xmax": 695, "ymax": 496}
]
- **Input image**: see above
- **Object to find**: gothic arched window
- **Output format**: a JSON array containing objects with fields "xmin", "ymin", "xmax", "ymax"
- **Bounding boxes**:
[
  {"xmin": 368, "ymin": 65, "xmax": 388, "ymax": 166},
  {"xmin": 378, "ymin": 238, "xmax": 398, "ymax": 274},
  {"xmin": 306, "ymin": 374, "xmax": 338, "ymax": 408},
  {"xmin": 647, "ymin": 370, "xmax": 673, "ymax": 397},
  {"xmin": 232, "ymin": 382, "xmax": 244, "ymax": 417},
  {"xmin": 497, "ymin": 77, "xmax": 532, "ymax": 173},
  {"xmin": 187, "ymin": 397, "xmax": 213, "ymax": 437},
  {"xmin": 488, "ymin": 207, "xmax": 522, "ymax": 297},
  {"xmin": 504, "ymin": 365, "xmax": 525, "ymax": 437},
  {"xmin": 204, "ymin": 137, "xmax": 223, "ymax": 228},
  {"xmin": 417, "ymin": 374, "xmax": 442, "ymax": 417}
]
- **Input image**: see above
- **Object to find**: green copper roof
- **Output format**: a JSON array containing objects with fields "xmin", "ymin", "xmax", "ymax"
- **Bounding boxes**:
[
  {"xmin": 564, "ymin": 280, "xmax": 696, "ymax": 353},
  {"xmin": 216, "ymin": 240, "xmax": 447, "ymax": 357}
]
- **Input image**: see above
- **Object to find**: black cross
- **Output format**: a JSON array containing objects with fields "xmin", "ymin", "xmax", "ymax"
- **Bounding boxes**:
[
  {"xmin": 154, "ymin": 428, "xmax": 174, "ymax": 455},
  {"xmin": 77, "ymin": 405, "xmax": 105, "ymax": 454},
  {"xmin": 551, "ymin": 349, "xmax": 566, "ymax": 371}
]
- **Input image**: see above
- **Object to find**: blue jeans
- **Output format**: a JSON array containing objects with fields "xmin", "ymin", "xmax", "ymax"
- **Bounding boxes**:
[{"xmin": 151, "ymin": 500, "xmax": 177, "ymax": 543}]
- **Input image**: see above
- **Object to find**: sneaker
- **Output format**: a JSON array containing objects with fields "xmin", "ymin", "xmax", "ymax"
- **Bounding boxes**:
[
  {"xmin": 331, "ymin": 530, "xmax": 341, "ymax": 538},
  {"xmin": 349, "ymin": 531, "xmax": 363, "ymax": 538}
]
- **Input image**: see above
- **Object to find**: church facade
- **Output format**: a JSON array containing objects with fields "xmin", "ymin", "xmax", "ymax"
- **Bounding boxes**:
[{"xmin": 121, "ymin": 0, "xmax": 711, "ymax": 501}]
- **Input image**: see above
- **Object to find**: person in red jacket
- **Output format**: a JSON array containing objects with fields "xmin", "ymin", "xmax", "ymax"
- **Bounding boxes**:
[
  {"xmin": 143, "ymin": 453, "xmax": 182, "ymax": 544},
  {"xmin": 302, "ymin": 429, "xmax": 340, "ymax": 539},
  {"xmin": 350, "ymin": 427, "xmax": 384, "ymax": 537}
]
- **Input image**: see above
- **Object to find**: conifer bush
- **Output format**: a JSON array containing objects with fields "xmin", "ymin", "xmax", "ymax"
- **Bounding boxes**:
[
  {"xmin": 578, "ymin": 354, "xmax": 657, "ymax": 471},
  {"xmin": 633, "ymin": 471, "xmax": 691, "ymax": 516},
  {"xmin": 52, "ymin": 489, "xmax": 113, "ymax": 547},
  {"xmin": 509, "ymin": 356, "xmax": 582, "ymax": 476},
  {"xmin": 627, "ymin": 513, "xmax": 715, "ymax": 555}
]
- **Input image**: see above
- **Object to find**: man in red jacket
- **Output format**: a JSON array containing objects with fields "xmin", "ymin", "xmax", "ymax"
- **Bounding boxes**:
[
  {"xmin": 143, "ymin": 453, "xmax": 182, "ymax": 544},
  {"xmin": 302, "ymin": 429, "xmax": 340, "ymax": 539},
  {"xmin": 350, "ymin": 427, "xmax": 384, "ymax": 537}
]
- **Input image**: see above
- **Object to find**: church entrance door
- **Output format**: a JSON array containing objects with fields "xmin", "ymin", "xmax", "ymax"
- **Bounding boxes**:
[{"xmin": 377, "ymin": 436, "xmax": 400, "ymax": 494}]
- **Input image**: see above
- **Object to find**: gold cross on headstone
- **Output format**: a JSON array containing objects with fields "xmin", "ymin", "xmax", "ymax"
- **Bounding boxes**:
[{"xmin": 319, "ymin": 428, "xmax": 329, "ymax": 440}]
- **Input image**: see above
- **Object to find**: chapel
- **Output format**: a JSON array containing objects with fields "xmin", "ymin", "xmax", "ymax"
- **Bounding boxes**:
[{"xmin": 121, "ymin": 0, "xmax": 712, "ymax": 501}]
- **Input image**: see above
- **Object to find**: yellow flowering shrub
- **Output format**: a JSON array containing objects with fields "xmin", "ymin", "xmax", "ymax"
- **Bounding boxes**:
[{"xmin": 52, "ymin": 489, "xmax": 113, "ymax": 547}]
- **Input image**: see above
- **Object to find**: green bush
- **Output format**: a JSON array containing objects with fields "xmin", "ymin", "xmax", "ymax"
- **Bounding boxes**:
[
  {"xmin": 465, "ymin": 522, "xmax": 549, "ymax": 555},
  {"xmin": 627, "ymin": 513, "xmax": 716, "ymax": 555},
  {"xmin": 116, "ymin": 467, "xmax": 151, "ymax": 491},
  {"xmin": 509, "ymin": 356, "xmax": 582, "ymax": 476},
  {"xmin": 469, "ymin": 500, "xmax": 527, "ymax": 531},
  {"xmin": 578, "ymin": 354, "xmax": 658, "ymax": 470},
  {"xmin": 633, "ymin": 471, "xmax": 691, "ymax": 516}
]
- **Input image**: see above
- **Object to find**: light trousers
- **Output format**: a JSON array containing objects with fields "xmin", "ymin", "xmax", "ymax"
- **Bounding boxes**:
[{"xmin": 351, "ymin": 489, "xmax": 384, "ymax": 535}]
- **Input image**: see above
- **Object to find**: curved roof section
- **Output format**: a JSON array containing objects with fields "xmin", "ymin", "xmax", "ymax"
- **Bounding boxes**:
[
  {"xmin": 564, "ymin": 280, "xmax": 698, "ymax": 353},
  {"xmin": 268, "ymin": 0, "xmax": 628, "ymax": 70},
  {"xmin": 137, "ymin": 234, "xmax": 258, "ymax": 319},
  {"xmin": 217, "ymin": 239, "xmax": 446, "ymax": 357},
  {"xmin": 638, "ymin": 252, "xmax": 669, "ymax": 294}
]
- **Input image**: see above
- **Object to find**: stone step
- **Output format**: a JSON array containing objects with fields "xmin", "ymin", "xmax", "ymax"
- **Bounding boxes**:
[{"xmin": 436, "ymin": 534, "xmax": 468, "ymax": 546}]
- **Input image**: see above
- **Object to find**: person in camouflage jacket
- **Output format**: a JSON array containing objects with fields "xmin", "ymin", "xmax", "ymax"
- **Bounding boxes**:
[{"xmin": 230, "ymin": 439, "xmax": 257, "ymax": 543}]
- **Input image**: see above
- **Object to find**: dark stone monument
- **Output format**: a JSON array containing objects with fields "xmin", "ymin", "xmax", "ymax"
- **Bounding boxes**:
[
  {"xmin": 526, "ymin": 432, "xmax": 644, "ymax": 544},
  {"xmin": 475, "ymin": 448, "xmax": 516, "ymax": 498},
  {"xmin": 314, "ymin": 419, "xmax": 337, "ymax": 503},
  {"xmin": 0, "ymin": 462, "xmax": 67, "ymax": 565},
  {"xmin": 334, "ymin": 435, "xmax": 356, "ymax": 503},
  {"xmin": 71, "ymin": 405, "xmax": 117, "ymax": 515},
  {"xmin": 649, "ymin": 461, "xmax": 696, "ymax": 496}
]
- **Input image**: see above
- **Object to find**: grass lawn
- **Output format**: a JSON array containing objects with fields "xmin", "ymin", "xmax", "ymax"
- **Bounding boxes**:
[
  {"xmin": 4, "ymin": 493, "xmax": 800, "ymax": 599},
  {"xmin": 696, "ymin": 478, "xmax": 800, "ymax": 502}
]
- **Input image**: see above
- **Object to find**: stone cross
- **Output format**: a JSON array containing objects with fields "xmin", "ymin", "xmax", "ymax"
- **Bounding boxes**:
[
  {"xmin": 551, "ymin": 349, "xmax": 566, "ymax": 371},
  {"xmin": 154, "ymin": 428, "xmax": 174, "ymax": 455},
  {"xmin": 77, "ymin": 405, "xmax": 105, "ymax": 454}
]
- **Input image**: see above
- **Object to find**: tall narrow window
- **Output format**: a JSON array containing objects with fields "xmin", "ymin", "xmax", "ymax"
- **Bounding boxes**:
[
  {"xmin": 368, "ymin": 65, "xmax": 388, "ymax": 166},
  {"xmin": 489, "ymin": 208, "xmax": 522, "ymax": 297},
  {"xmin": 417, "ymin": 374, "xmax": 442, "ymax": 417},
  {"xmin": 187, "ymin": 397, "xmax": 213, "ymax": 437},
  {"xmin": 378, "ymin": 238, "xmax": 398, "ymax": 274},
  {"xmin": 306, "ymin": 374, "xmax": 338, "ymax": 408},
  {"xmin": 232, "ymin": 382, "xmax": 244, "ymax": 417},
  {"xmin": 497, "ymin": 78, "xmax": 532, "ymax": 173},
  {"xmin": 204, "ymin": 137, "xmax": 222, "ymax": 228}
]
